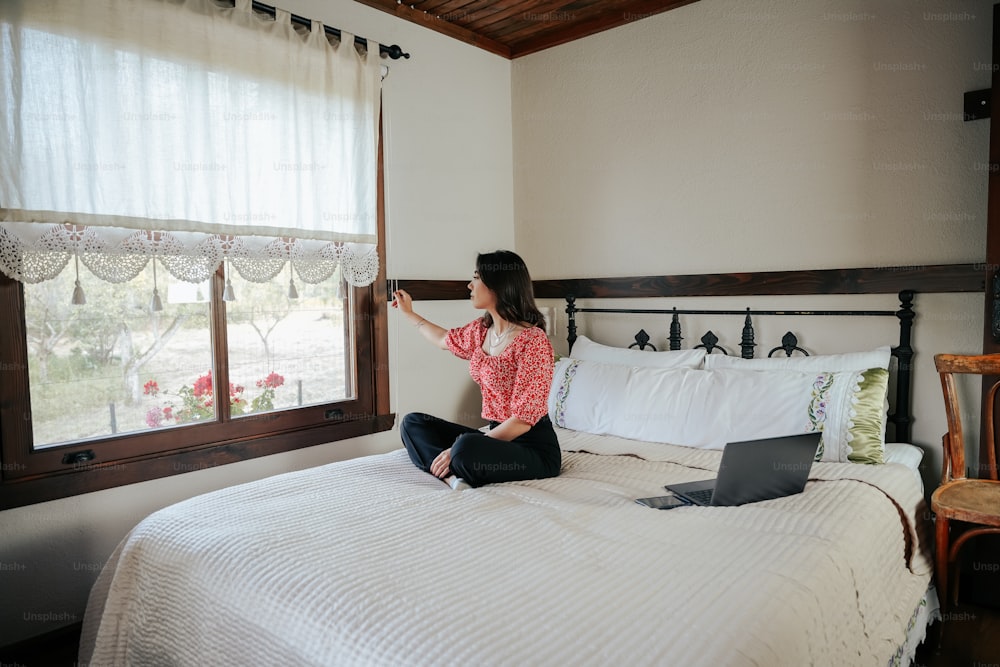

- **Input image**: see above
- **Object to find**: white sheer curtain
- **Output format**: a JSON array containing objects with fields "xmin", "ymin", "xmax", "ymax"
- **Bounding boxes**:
[{"xmin": 0, "ymin": 0, "xmax": 382, "ymax": 289}]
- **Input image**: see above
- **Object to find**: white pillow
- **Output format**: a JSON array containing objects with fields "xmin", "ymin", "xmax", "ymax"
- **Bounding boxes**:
[
  {"xmin": 703, "ymin": 345, "xmax": 891, "ymax": 371},
  {"xmin": 703, "ymin": 345, "xmax": 893, "ymax": 444},
  {"xmin": 571, "ymin": 335, "xmax": 706, "ymax": 369},
  {"xmin": 547, "ymin": 359, "xmax": 888, "ymax": 464},
  {"xmin": 884, "ymin": 442, "xmax": 925, "ymax": 490},
  {"xmin": 883, "ymin": 442, "xmax": 923, "ymax": 471}
]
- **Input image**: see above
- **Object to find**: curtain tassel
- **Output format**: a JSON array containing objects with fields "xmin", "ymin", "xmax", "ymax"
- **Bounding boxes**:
[
  {"xmin": 287, "ymin": 262, "xmax": 299, "ymax": 299},
  {"xmin": 150, "ymin": 258, "xmax": 164, "ymax": 312},
  {"xmin": 222, "ymin": 258, "xmax": 236, "ymax": 302},
  {"xmin": 71, "ymin": 255, "xmax": 86, "ymax": 305},
  {"xmin": 150, "ymin": 287, "xmax": 163, "ymax": 312},
  {"xmin": 71, "ymin": 280, "xmax": 86, "ymax": 305}
]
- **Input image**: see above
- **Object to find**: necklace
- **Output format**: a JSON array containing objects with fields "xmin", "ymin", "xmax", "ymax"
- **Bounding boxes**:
[{"xmin": 488, "ymin": 323, "xmax": 517, "ymax": 351}]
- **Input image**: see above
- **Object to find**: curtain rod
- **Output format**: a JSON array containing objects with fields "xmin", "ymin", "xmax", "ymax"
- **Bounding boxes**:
[{"xmin": 247, "ymin": 1, "xmax": 410, "ymax": 60}]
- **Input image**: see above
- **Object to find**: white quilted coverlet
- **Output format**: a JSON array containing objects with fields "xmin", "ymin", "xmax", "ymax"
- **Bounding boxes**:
[{"xmin": 80, "ymin": 428, "xmax": 932, "ymax": 667}]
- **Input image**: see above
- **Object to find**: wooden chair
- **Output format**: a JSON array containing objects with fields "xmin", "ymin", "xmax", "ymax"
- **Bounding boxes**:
[{"xmin": 932, "ymin": 353, "xmax": 1000, "ymax": 611}]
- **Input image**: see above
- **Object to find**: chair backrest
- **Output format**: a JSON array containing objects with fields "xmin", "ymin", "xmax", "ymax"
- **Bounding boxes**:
[{"xmin": 934, "ymin": 353, "xmax": 1000, "ymax": 484}]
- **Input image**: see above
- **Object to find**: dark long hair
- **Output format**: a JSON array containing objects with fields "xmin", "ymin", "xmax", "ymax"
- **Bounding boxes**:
[{"xmin": 476, "ymin": 250, "xmax": 545, "ymax": 330}]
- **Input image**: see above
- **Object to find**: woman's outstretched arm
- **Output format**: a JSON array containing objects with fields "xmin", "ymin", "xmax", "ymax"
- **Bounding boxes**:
[{"xmin": 391, "ymin": 289, "xmax": 449, "ymax": 350}]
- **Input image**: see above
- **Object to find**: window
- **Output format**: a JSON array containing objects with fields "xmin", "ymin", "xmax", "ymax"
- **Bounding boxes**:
[
  {"xmin": 0, "ymin": 0, "xmax": 392, "ymax": 508},
  {"xmin": 22, "ymin": 267, "xmax": 359, "ymax": 452},
  {"xmin": 0, "ymin": 236, "xmax": 390, "ymax": 507}
]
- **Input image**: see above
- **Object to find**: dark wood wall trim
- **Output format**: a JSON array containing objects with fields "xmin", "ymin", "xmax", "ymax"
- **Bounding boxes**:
[
  {"xmin": 393, "ymin": 279, "xmax": 472, "ymax": 301},
  {"xmin": 393, "ymin": 263, "xmax": 986, "ymax": 300}
]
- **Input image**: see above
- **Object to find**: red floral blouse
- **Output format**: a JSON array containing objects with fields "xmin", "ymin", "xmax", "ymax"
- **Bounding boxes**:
[{"xmin": 445, "ymin": 320, "xmax": 554, "ymax": 426}]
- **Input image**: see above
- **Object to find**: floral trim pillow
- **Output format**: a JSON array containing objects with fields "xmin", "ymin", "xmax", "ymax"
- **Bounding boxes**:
[
  {"xmin": 547, "ymin": 359, "xmax": 889, "ymax": 464},
  {"xmin": 808, "ymin": 368, "xmax": 888, "ymax": 464},
  {"xmin": 550, "ymin": 359, "xmax": 581, "ymax": 428}
]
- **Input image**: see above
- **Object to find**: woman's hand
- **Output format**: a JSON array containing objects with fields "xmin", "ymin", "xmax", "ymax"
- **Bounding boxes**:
[
  {"xmin": 430, "ymin": 448, "xmax": 452, "ymax": 478},
  {"xmin": 391, "ymin": 289, "xmax": 414, "ymax": 315},
  {"xmin": 392, "ymin": 289, "xmax": 449, "ymax": 349}
]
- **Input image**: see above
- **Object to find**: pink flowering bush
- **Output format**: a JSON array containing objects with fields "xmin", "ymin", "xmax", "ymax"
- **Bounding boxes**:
[
  {"xmin": 144, "ymin": 371, "xmax": 285, "ymax": 426},
  {"xmin": 252, "ymin": 372, "xmax": 285, "ymax": 413}
]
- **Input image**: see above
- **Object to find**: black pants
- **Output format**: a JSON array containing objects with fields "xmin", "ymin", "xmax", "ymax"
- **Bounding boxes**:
[{"xmin": 400, "ymin": 413, "xmax": 561, "ymax": 487}]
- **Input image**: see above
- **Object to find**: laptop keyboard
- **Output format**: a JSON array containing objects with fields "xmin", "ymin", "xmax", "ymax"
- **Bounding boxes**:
[{"xmin": 684, "ymin": 488, "xmax": 714, "ymax": 505}]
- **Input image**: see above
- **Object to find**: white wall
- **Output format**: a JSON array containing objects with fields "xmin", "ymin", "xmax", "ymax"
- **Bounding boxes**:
[
  {"xmin": 513, "ymin": 0, "xmax": 989, "ymax": 273},
  {"xmin": 0, "ymin": 0, "xmax": 512, "ymax": 647},
  {"xmin": 514, "ymin": 0, "xmax": 989, "ymax": 485}
]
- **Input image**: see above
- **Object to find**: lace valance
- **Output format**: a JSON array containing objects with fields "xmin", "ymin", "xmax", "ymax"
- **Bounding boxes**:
[{"xmin": 0, "ymin": 224, "xmax": 378, "ymax": 287}]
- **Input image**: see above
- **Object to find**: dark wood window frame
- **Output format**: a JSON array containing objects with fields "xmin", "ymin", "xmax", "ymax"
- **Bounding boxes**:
[{"xmin": 0, "ymin": 136, "xmax": 392, "ymax": 510}]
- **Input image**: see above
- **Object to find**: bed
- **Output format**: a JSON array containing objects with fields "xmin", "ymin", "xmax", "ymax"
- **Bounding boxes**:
[{"xmin": 78, "ymin": 291, "xmax": 938, "ymax": 667}]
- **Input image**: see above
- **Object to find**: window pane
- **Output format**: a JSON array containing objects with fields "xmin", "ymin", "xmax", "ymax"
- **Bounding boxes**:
[
  {"xmin": 24, "ymin": 264, "xmax": 214, "ymax": 449},
  {"xmin": 225, "ymin": 269, "xmax": 353, "ymax": 419}
]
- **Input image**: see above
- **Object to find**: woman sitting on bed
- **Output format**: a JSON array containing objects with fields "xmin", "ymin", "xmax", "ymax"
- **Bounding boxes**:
[{"xmin": 391, "ymin": 250, "xmax": 561, "ymax": 490}]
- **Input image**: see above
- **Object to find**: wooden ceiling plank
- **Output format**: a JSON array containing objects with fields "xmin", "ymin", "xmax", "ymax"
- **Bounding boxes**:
[
  {"xmin": 488, "ymin": 4, "xmax": 618, "ymax": 44},
  {"xmin": 351, "ymin": 0, "xmax": 512, "ymax": 57},
  {"xmin": 465, "ymin": 0, "xmax": 565, "ymax": 37},
  {"xmin": 509, "ymin": 0, "xmax": 698, "ymax": 57},
  {"xmin": 474, "ymin": 0, "xmax": 590, "ymax": 37},
  {"xmin": 441, "ymin": 0, "xmax": 510, "ymax": 30},
  {"xmin": 412, "ymin": 0, "xmax": 465, "ymax": 14},
  {"xmin": 406, "ymin": 0, "xmax": 501, "ymax": 32},
  {"xmin": 489, "ymin": 0, "xmax": 652, "ymax": 42},
  {"xmin": 436, "ymin": 0, "xmax": 490, "ymax": 24},
  {"xmin": 349, "ymin": 0, "xmax": 697, "ymax": 59},
  {"xmin": 487, "ymin": 0, "xmax": 661, "ymax": 40}
]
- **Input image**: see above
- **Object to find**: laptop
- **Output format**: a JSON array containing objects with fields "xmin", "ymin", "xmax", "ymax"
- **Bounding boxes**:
[{"xmin": 664, "ymin": 432, "xmax": 822, "ymax": 507}]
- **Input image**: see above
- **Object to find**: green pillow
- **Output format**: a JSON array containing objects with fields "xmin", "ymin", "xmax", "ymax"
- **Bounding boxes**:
[
  {"xmin": 813, "ymin": 367, "xmax": 888, "ymax": 464},
  {"xmin": 845, "ymin": 367, "xmax": 889, "ymax": 464}
]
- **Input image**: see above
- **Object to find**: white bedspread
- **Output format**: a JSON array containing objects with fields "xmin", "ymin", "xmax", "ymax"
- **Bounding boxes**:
[{"xmin": 80, "ymin": 429, "xmax": 933, "ymax": 667}]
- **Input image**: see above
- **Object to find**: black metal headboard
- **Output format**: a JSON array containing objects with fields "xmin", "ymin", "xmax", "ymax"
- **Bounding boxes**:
[{"xmin": 564, "ymin": 290, "xmax": 915, "ymax": 443}]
